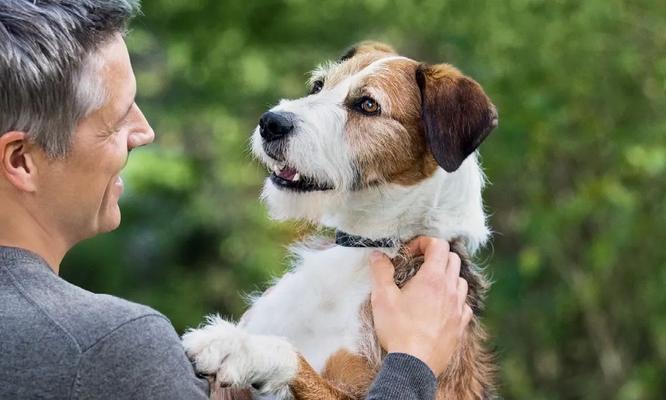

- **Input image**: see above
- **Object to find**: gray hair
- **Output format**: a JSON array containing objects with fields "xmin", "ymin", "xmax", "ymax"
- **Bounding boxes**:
[{"xmin": 0, "ymin": 0, "xmax": 140, "ymax": 157}]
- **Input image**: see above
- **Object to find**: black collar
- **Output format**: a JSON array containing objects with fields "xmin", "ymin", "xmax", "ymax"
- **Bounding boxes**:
[{"xmin": 335, "ymin": 230, "xmax": 398, "ymax": 248}]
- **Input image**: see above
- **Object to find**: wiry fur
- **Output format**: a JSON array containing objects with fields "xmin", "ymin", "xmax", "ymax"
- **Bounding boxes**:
[{"xmin": 184, "ymin": 42, "xmax": 498, "ymax": 399}]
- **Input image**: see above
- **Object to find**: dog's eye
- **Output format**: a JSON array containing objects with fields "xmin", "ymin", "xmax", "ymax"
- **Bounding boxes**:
[
  {"xmin": 357, "ymin": 97, "xmax": 380, "ymax": 115},
  {"xmin": 309, "ymin": 80, "xmax": 324, "ymax": 95}
]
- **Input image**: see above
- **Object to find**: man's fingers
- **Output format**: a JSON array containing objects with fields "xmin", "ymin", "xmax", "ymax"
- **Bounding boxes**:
[
  {"xmin": 404, "ymin": 236, "xmax": 450, "ymax": 259},
  {"xmin": 407, "ymin": 238, "xmax": 451, "ymax": 284},
  {"xmin": 456, "ymin": 277, "xmax": 468, "ymax": 311},
  {"xmin": 460, "ymin": 305, "xmax": 473, "ymax": 336},
  {"xmin": 446, "ymin": 252, "xmax": 462, "ymax": 285},
  {"xmin": 369, "ymin": 251, "xmax": 397, "ymax": 291},
  {"xmin": 404, "ymin": 236, "xmax": 434, "ymax": 256}
]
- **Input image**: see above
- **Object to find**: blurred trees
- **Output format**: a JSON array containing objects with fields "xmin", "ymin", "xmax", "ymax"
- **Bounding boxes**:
[{"xmin": 61, "ymin": 0, "xmax": 665, "ymax": 398}]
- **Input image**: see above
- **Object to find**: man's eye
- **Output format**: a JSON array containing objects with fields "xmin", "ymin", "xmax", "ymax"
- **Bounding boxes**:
[
  {"xmin": 357, "ymin": 97, "xmax": 380, "ymax": 115},
  {"xmin": 100, "ymin": 126, "xmax": 121, "ymax": 138},
  {"xmin": 309, "ymin": 80, "xmax": 324, "ymax": 95}
]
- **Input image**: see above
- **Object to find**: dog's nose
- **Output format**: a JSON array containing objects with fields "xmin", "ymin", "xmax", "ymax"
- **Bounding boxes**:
[{"xmin": 259, "ymin": 112, "xmax": 294, "ymax": 142}]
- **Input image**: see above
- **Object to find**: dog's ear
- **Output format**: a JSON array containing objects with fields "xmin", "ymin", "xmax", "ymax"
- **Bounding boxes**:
[{"xmin": 416, "ymin": 63, "xmax": 498, "ymax": 172}]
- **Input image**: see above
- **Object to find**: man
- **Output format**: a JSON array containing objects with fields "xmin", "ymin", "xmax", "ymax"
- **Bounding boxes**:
[{"xmin": 0, "ymin": 1, "xmax": 472, "ymax": 399}]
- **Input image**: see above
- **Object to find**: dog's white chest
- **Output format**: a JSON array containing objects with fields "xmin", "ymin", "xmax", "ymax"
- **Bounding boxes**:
[{"xmin": 241, "ymin": 246, "xmax": 372, "ymax": 372}]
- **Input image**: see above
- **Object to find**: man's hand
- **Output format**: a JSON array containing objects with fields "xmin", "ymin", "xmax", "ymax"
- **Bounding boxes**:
[{"xmin": 369, "ymin": 237, "xmax": 473, "ymax": 376}]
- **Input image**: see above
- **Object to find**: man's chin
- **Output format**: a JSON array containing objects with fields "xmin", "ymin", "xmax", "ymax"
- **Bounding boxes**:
[{"xmin": 97, "ymin": 208, "xmax": 122, "ymax": 234}]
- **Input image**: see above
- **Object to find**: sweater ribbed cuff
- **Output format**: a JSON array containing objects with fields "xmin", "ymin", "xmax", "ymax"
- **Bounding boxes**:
[{"xmin": 368, "ymin": 352, "xmax": 437, "ymax": 400}]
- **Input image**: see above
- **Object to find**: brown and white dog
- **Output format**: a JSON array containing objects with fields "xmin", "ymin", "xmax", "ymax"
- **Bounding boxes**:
[{"xmin": 182, "ymin": 42, "xmax": 498, "ymax": 400}]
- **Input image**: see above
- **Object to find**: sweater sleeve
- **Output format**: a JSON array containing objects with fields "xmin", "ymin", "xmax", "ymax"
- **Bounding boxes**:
[
  {"xmin": 72, "ymin": 314, "xmax": 209, "ymax": 400},
  {"xmin": 367, "ymin": 353, "xmax": 437, "ymax": 400}
]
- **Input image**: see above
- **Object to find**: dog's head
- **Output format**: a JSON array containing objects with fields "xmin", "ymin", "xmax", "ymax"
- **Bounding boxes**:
[{"xmin": 252, "ymin": 42, "xmax": 497, "ymax": 242}]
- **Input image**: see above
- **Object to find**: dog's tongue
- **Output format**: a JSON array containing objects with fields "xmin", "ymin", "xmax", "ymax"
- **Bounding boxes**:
[{"xmin": 278, "ymin": 166, "xmax": 298, "ymax": 180}]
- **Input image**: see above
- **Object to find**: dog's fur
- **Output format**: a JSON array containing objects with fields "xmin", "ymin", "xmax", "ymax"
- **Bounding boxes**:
[{"xmin": 182, "ymin": 42, "xmax": 498, "ymax": 400}]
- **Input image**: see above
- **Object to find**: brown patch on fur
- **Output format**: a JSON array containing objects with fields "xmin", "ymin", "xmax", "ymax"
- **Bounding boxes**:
[
  {"xmin": 321, "ymin": 350, "xmax": 378, "ymax": 398},
  {"xmin": 288, "ymin": 355, "xmax": 356, "ymax": 400},
  {"xmin": 347, "ymin": 41, "xmax": 397, "ymax": 58}
]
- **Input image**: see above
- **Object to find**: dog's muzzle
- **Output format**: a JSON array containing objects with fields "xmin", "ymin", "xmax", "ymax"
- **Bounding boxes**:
[
  {"xmin": 257, "ymin": 111, "xmax": 334, "ymax": 193},
  {"xmin": 260, "ymin": 111, "xmax": 294, "ymax": 141},
  {"xmin": 259, "ymin": 111, "xmax": 295, "ymax": 161}
]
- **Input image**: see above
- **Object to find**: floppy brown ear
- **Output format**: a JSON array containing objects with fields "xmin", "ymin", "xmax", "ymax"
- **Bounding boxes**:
[{"xmin": 415, "ymin": 63, "xmax": 498, "ymax": 172}]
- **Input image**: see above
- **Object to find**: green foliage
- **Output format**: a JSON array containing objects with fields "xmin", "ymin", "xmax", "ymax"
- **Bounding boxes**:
[{"xmin": 62, "ymin": 0, "xmax": 665, "ymax": 398}]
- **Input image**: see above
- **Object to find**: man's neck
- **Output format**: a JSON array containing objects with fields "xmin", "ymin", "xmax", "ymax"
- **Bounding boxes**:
[{"xmin": 0, "ymin": 200, "xmax": 69, "ymax": 274}]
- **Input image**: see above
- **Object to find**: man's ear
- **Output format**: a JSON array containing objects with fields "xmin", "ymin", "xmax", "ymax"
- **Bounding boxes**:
[
  {"xmin": 0, "ymin": 131, "xmax": 38, "ymax": 192},
  {"xmin": 415, "ymin": 63, "xmax": 498, "ymax": 172}
]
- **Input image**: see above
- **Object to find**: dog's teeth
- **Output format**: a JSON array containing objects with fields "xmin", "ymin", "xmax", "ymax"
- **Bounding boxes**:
[
  {"xmin": 293, "ymin": 173, "xmax": 300, "ymax": 182},
  {"xmin": 272, "ymin": 165, "xmax": 281, "ymax": 174}
]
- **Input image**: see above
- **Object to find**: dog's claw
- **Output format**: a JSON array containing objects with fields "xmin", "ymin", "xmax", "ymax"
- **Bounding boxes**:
[{"xmin": 183, "ymin": 315, "xmax": 299, "ymax": 396}]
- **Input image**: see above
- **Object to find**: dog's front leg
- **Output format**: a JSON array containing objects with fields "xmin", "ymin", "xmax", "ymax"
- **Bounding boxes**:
[
  {"xmin": 183, "ymin": 316, "xmax": 299, "ymax": 399},
  {"xmin": 183, "ymin": 316, "xmax": 361, "ymax": 400}
]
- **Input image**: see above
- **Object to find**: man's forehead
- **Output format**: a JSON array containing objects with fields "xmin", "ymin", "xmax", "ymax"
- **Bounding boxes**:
[
  {"xmin": 97, "ymin": 36, "xmax": 135, "ymax": 118},
  {"xmin": 98, "ymin": 35, "xmax": 132, "ymax": 79}
]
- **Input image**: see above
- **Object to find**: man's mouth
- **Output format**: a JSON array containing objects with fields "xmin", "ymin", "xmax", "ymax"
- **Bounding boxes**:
[{"xmin": 269, "ymin": 163, "xmax": 334, "ymax": 192}]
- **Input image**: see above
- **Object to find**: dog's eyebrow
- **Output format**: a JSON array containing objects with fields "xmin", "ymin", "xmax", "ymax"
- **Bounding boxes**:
[{"xmin": 307, "ymin": 61, "xmax": 336, "ymax": 85}]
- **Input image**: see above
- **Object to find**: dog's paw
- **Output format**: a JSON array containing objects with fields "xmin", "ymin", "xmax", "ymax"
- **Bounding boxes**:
[
  {"xmin": 182, "ymin": 315, "xmax": 246, "ymax": 374},
  {"xmin": 182, "ymin": 315, "xmax": 298, "ymax": 397},
  {"xmin": 239, "ymin": 334, "xmax": 299, "ymax": 397}
]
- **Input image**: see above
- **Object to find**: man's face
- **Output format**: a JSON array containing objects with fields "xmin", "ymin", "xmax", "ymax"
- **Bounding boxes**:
[{"xmin": 33, "ymin": 35, "xmax": 154, "ymax": 244}]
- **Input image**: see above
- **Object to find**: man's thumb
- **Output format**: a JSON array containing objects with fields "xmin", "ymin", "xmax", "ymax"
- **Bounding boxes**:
[{"xmin": 369, "ymin": 251, "xmax": 397, "ymax": 290}]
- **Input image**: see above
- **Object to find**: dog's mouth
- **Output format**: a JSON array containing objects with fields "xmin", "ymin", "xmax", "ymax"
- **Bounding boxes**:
[{"xmin": 269, "ymin": 162, "xmax": 334, "ymax": 192}]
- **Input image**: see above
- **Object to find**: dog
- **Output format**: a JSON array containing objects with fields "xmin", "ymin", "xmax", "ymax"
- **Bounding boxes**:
[{"xmin": 182, "ymin": 41, "xmax": 498, "ymax": 400}]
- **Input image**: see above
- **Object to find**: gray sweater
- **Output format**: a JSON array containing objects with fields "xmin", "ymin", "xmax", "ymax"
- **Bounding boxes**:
[{"xmin": 0, "ymin": 246, "xmax": 435, "ymax": 399}]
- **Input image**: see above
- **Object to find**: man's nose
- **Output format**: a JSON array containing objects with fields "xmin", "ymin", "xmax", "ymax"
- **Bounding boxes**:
[
  {"xmin": 259, "ymin": 111, "xmax": 294, "ymax": 142},
  {"xmin": 128, "ymin": 105, "xmax": 155, "ymax": 149}
]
